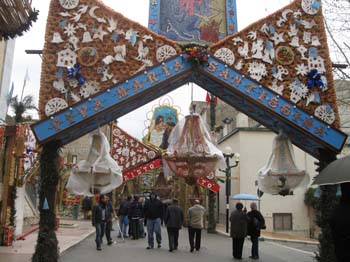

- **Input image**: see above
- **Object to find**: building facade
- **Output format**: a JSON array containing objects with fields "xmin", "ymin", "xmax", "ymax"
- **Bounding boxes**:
[{"xmin": 0, "ymin": 39, "xmax": 15, "ymax": 122}]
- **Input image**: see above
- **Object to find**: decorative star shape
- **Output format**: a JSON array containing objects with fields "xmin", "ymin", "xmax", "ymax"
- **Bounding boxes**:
[
  {"xmin": 270, "ymin": 32, "xmax": 285, "ymax": 45},
  {"xmin": 93, "ymin": 25, "xmax": 108, "ymax": 41},
  {"xmin": 295, "ymin": 64, "xmax": 308, "ymax": 76}
]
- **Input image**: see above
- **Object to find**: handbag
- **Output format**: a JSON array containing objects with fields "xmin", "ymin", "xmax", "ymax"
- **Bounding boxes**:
[
  {"xmin": 253, "ymin": 217, "xmax": 266, "ymax": 230},
  {"xmin": 123, "ymin": 215, "xmax": 129, "ymax": 225}
]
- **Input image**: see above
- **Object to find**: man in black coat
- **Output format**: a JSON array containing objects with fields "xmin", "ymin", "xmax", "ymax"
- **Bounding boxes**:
[
  {"xmin": 164, "ymin": 198, "xmax": 184, "ymax": 252},
  {"xmin": 144, "ymin": 192, "xmax": 163, "ymax": 249},
  {"xmin": 247, "ymin": 202, "xmax": 265, "ymax": 260},
  {"xmin": 330, "ymin": 183, "xmax": 350, "ymax": 262},
  {"xmin": 230, "ymin": 202, "xmax": 248, "ymax": 260},
  {"xmin": 128, "ymin": 195, "xmax": 143, "ymax": 240},
  {"xmin": 92, "ymin": 194, "xmax": 113, "ymax": 250}
]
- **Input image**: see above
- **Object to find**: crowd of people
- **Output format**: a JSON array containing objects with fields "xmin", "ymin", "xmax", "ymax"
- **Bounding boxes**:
[
  {"xmin": 91, "ymin": 192, "xmax": 206, "ymax": 253},
  {"xmin": 90, "ymin": 192, "xmax": 267, "ymax": 260}
]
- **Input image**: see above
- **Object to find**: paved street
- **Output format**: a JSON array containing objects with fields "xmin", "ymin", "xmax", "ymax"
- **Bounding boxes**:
[{"xmin": 61, "ymin": 225, "xmax": 316, "ymax": 262}]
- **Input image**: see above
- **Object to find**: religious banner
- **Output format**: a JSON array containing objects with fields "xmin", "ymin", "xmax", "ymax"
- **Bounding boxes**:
[
  {"xmin": 111, "ymin": 124, "xmax": 161, "ymax": 181},
  {"xmin": 149, "ymin": 0, "xmax": 238, "ymax": 44},
  {"xmin": 123, "ymin": 158, "xmax": 162, "ymax": 181},
  {"xmin": 146, "ymin": 105, "xmax": 179, "ymax": 150}
]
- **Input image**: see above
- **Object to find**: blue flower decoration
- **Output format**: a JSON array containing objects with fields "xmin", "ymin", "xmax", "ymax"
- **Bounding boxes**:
[
  {"xmin": 67, "ymin": 63, "xmax": 85, "ymax": 85},
  {"xmin": 307, "ymin": 69, "xmax": 324, "ymax": 90}
]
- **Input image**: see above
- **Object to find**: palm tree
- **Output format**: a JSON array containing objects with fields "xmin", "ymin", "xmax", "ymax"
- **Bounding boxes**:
[{"xmin": 9, "ymin": 95, "xmax": 37, "ymax": 123}]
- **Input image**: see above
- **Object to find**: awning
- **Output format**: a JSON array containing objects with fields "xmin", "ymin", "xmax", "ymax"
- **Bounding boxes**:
[{"xmin": 0, "ymin": 0, "xmax": 39, "ymax": 40}]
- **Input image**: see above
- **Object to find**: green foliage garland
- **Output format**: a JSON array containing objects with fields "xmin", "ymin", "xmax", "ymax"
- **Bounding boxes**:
[
  {"xmin": 9, "ymin": 181, "xmax": 17, "ymax": 239},
  {"xmin": 315, "ymin": 185, "xmax": 338, "ymax": 262},
  {"xmin": 32, "ymin": 141, "xmax": 60, "ymax": 262}
]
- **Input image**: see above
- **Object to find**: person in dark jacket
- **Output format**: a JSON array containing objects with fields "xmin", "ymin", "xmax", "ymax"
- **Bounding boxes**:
[
  {"xmin": 128, "ymin": 195, "xmax": 143, "ymax": 240},
  {"xmin": 230, "ymin": 202, "xmax": 248, "ymax": 260},
  {"xmin": 247, "ymin": 202, "xmax": 265, "ymax": 260},
  {"xmin": 118, "ymin": 195, "xmax": 132, "ymax": 238},
  {"xmin": 144, "ymin": 192, "xmax": 163, "ymax": 249},
  {"xmin": 92, "ymin": 194, "xmax": 113, "ymax": 250},
  {"xmin": 164, "ymin": 198, "xmax": 184, "ymax": 252},
  {"xmin": 330, "ymin": 183, "xmax": 350, "ymax": 262},
  {"xmin": 82, "ymin": 196, "xmax": 92, "ymax": 220}
]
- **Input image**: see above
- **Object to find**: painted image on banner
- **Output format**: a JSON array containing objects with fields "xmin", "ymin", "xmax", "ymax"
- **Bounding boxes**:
[
  {"xmin": 158, "ymin": 0, "xmax": 227, "ymax": 44},
  {"xmin": 146, "ymin": 106, "xmax": 178, "ymax": 149}
]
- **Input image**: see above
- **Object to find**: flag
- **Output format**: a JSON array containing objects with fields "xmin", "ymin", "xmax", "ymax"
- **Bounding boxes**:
[
  {"xmin": 205, "ymin": 92, "xmax": 211, "ymax": 105},
  {"xmin": 24, "ymin": 68, "xmax": 30, "ymax": 82},
  {"xmin": 205, "ymin": 92, "xmax": 218, "ymax": 105},
  {"xmin": 6, "ymin": 82, "xmax": 14, "ymax": 106},
  {"xmin": 20, "ymin": 68, "xmax": 31, "ymax": 101}
]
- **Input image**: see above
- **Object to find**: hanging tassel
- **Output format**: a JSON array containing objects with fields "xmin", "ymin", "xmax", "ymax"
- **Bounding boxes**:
[{"xmin": 43, "ymin": 197, "xmax": 49, "ymax": 210}]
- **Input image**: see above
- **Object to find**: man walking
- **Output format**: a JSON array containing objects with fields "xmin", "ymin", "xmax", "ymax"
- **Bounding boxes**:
[
  {"xmin": 247, "ymin": 202, "xmax": 265, "ymax": 260},
  {"xmin": 128, "ymin": 195, "xmax": 143, "ymax": 240},
  {"xmin": 144, "ymin": 192, "xmax": 163, "ymax": 249},
  {"xmin": 82, "ymin": 196, "xmax": 92, "ymax": 220},
  {"xmin": 187, "ymin": 199, "xmax": 206, "ymax": 252},
  {"xmin": 164, "ymin": 198, "xmax": 184, "ymax": 252},
  {"xmin": 230, "ymin": 202, "xmax": 248, "ymax": 260},
  {"xmin": 118, "ymin": 196, "xmax": 131, "ymax": 238},
  {"xmin": 92, "ymin": 194, "xmax": 113, "ymax": 250}
]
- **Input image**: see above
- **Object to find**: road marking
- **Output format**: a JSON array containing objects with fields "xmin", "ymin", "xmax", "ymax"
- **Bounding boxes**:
[{"xmin": 268, "ymin": 242, "xmax": 315, "ymax": 256}]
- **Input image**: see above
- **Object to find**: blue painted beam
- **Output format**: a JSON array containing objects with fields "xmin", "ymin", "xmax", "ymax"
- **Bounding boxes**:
[
  {"xmin": 196, "ymin": 57, "xmax": 347, "ymax": 157},
  {"xmin": 31, "ymin": 54, "xmax": 347, "ymax": 159},
  {"xmin": 31, "ymin": 56, "xmax": 192, "ymax": 145},
  {"xmin": 226, "ymin": 0, "xmax": 238, "ymax": 35}
]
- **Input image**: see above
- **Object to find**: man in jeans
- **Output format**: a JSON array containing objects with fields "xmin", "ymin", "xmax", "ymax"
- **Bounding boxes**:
[
  {"xmin": 117, "ymin": 195, "xmax": 131, "ymax": 238},
  {"xmin": 187, "ymin": 199, "xmax": 206, "ymax": 252},
  {"xmin": 144, "ymin": 192, "xmax": 163, "ymax": 249},
  {"xmin": 92, "ymin": 194, "xmax": 113, "ymax": 250}
]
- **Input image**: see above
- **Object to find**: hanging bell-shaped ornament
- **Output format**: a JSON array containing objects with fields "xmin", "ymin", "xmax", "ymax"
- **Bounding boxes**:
[
  {"xmin": 258, "ymin": 130, "xmax": 309, "ymax": 196},
  {"xmin": 51, "ymin": 32, "xmax": 64, "ymax": 43},
  {"xmin": 163, "ymin": 114, "xmax": 225, "ymax": 185},
  {"xmin": 82, "ymin": 31, "xmax": 93, "ymax": 43}
]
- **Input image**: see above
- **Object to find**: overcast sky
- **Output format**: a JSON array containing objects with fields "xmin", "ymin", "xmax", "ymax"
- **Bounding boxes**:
[{"xmin": 10, "ymin": 0, "xmax": 291, "ymax": 139}]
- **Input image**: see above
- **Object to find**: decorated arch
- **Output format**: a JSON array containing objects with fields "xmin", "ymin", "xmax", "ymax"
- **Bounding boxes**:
[{"xmin": 30, "ymin": 0, "xmax": 347, "ymax": 261}]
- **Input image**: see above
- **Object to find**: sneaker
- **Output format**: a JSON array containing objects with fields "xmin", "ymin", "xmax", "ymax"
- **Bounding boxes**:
[
  {"xmin": 97, "ymin": 247, "xmax": 102, "ymax": 251},
  {"xmin": 190, "ymin": 248, "xmax": 194, "ymax": 252},
  {"xmin": 157, "ymin": 243, "xmax": 161, "ymax": 248},
  {"xmin": 249, "ymin": 256, "xmax": 259, "ymax": 259},
  {"xmin": 146, "ymin": 246, "xmax": 154, "ymax": 250},
  {"xmin": 107, "ymin": 241, "xmax": 113, "ymax": 245}
]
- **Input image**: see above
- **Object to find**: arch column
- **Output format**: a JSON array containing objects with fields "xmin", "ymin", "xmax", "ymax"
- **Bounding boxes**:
[{"xmin": 32, "ymin": 141, "xmax": 60, "ymax": 262}]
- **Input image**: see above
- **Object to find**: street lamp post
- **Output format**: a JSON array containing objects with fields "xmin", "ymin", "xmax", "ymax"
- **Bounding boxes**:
[{"xmin": 220, "ymin": 146, "xmax": 240, "ymax": 234}]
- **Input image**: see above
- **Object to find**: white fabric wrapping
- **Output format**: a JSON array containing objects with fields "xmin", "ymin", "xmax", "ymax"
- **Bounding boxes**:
[
  {"xmin": 163, "ymin": 114, "xmax": 225, "ymax": 180},
  {"xmin": 258, "ymin": 131, "xmax": 309, "ymax": 195},
  {"xmin": 67, "ymin": 129, "xmax": 123, "ymax": 196}
]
